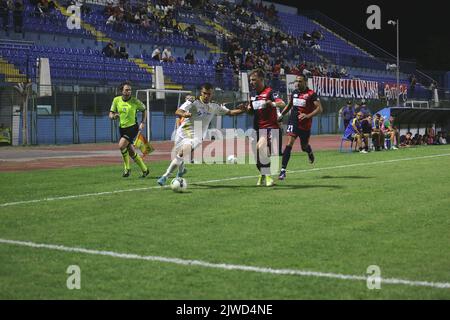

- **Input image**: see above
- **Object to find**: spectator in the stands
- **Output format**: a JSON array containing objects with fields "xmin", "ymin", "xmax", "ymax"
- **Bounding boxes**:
[
  {"xmin": 185, "ymin": 49, "xmax": 195, "ymax": 64},
  {"xmin": 340, "ymin": 66, "xmax": 349, "ymax": 78},
  {"xmin": 106, "ymin": 13, "xmax": 116, "ymax": 25},
  {"xmin": 302, "ymin": 31, "xmax": 311, "ymax": 42},
  {"xmin": 215, "ymin": 57, "xmax": 225, "ymax": 87},
  {"xmin": 409, "ymin": 74, "xmax": 417, "ymax": 97},
  {"xmin": 102, "ymin": 41, "xmax": 116, "ymax": 58},
  {"xmin": 140, "ymin": 14, "xmax": 150, "ymax": 29},
  {"xmin": 79, "ymin": 0, "xmax": 91, "ymax": 15},
  {"xmin": 406, "ymin": 132, "xmax": 413, "ymax": 145},
  {"xmin": 359, "ymin": 99, "xmax": 370, "ymax": 116},
  {"xmin": 311, "ymin": 28, "xmax": 324, "ymax": 41},
  {"xmin": 353, "ymin": 100, "xmax": 360, "ymax": 112},
  {"xmin": 104, "ymin": 0, "xmax": 114, "ymax": 16},
  {"xmin": 350, "ymin": 112, "xmax": 368, "ymax": 153},
  {"xmin": 384, "ymin": 115, "xmax": 399, "ymax": 149},
  {"xmin": 372, "ymin": 113, "xmax": 384, "ymax": 151},
  {"xmin": 186, "ymin": 23, "xmax": 197, "ymax": 39},
  {"xmin": 340, "ymin": 100, "xmax": 355, "ymax": 130},
  {"xmin": 437, "ymin": 131, "xmax": 447, "ymax": 145},
  {"xmin": 151, "ymin": 46, "xmax": 161, "ymax": 61},
  {"xmin": 412, "ymin": 133, "xmax": 423, "ymax": 145},
  {"xmin": 0, "ymin": 0, "xmax": 10, "ymax": 31},
  {"xmin": 312, "ymin": 66, "xmax": 321, "ymax": 77},
  {"xmin": 272, "ymin": 60, "xmax": 281, "ymax": 77},
  {"xmin": 400, "ymin": 131, "xmax": 413, "ymax": 147},
  {"xmin": 330, "ymin": 66, "xmax": 340, "ymax": 78},
  {"xmin": 12, "ymin": 0, "xmax": 23, "ymax": 33},
  {"xmin": 426, "ymin": 127, "xmax": 435, "ymax": 145},
  {"xmin": 162, "ymin": 47, "xmax": 174, "ymax": 63},
  {"xmin": 310, "ymin": 39, "xmax": 320, "ymax": 50},
  {"xmin": 116, "ymin": 42, "xmax": 128, "ymax": 59},
  {"xmin": 361, "ymin": 114, "xmax": 373, "ymax": 150},
  {"xmin": 302, "ymin": 64, "xmax": 312, "ymax": 77},
  {"xmin": 429, "ymin": 80, "xmax": 438, "ymax": 101},
  {"xmin": 289, "ymin": 64, "xmax": 300, "ymax": 76}
]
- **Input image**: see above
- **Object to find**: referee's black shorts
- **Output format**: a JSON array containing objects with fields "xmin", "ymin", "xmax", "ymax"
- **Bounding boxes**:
[{"xmin": 119, "ymin": 123, "xmax": 139, "ymax": 143}]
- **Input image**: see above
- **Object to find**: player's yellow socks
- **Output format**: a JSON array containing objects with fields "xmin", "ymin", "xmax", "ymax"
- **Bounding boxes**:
[
  {"xmin": 132, "ymin": 153, "xmax": 148, "ymax": 172},
  {"xmin": 121, "ymin": 149, "xmax": 130, "ymax": 170}
]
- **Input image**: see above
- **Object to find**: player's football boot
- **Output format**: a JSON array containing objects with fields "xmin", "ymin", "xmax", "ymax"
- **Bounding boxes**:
[
  {"xmin": 176, "ymin": 167, "xmax": 187, "ymax": 178},
  {"xmin": 265, "ymin": 176, "xmax": 275, "ymax": 187},
  {"xmin": 122, "ymin": 169, "xmax": 131, "ymax": 178},
  {"xmin": 308, "ymin": 152, "xmax": 315, "ymax": 164},
  {"xmin": 256, "ymin": 175, "xmax": 265, "ymax": 186},
  {"xmin": 140, "ymin": 169, "xmax": 150, "ymax": 178},
  {"xmin": 157, "ymin": 176, "xmax": 167, "ymax": 186},
  {"xmin": 278, "ymin": 169, "xmax": 286, "ymax": 180}
]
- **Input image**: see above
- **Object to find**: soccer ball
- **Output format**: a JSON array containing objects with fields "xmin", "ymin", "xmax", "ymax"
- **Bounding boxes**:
[
  {"xmin": 227, "ymin": 154, "xmax": 237, "ymax": 164},
  {"xmin": 170, "ymin": 178, "xmax": 187, "ymax": 193}
]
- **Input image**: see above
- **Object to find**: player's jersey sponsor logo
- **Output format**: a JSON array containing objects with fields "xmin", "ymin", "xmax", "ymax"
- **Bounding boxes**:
[
  {"xmin": 293, "ymin": 98, "xmax": 306, "ymax": 107},
  {"xmin": 196, "ymin": 108, "xmax": 211, "ymax": 117},
  {"xmin": 252, "ymin": 99, "xmax": 267, "ymax": 110}
]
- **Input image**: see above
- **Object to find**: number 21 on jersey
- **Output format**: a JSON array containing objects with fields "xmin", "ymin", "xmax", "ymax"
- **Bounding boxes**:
[{"xmin": 287, "ymin": 125, "xmax": 294, "ymax": 133}]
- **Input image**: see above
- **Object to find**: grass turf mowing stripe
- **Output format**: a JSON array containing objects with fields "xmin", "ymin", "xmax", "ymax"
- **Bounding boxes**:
[
  {"xmin": 1, "ymin": 238, "xmax": 449, "ymax": 290},
  {"xmin": 1, "ymin": 152, "xmax": 450, "ymax": 208}
]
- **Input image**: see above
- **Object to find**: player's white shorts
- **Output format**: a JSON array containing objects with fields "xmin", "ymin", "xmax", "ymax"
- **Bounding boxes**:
[
  {"xmin": 174, "ymin": 136, "xmax": 202, "ymax": 152},
  {"xmin": 174, "ymin": 127, "xmax": 201, "ymax": 152}
]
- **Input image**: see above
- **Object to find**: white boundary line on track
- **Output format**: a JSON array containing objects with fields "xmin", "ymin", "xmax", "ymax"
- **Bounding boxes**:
[
  {"xmin": 0, "ymin": 238, "xmax": 449, "ymax": 290},
  {"xmin": 1, "ymin": 152, "xmax": 450, "ymax": 208}
]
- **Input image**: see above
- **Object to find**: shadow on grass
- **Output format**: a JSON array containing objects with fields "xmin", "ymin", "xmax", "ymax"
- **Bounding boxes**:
[
  {"xmin": 191, "ymin": 183, "xmax": 344, "ymax": 190},
  {"xmin": 320, "ymin": 175, "xmax": 374, "ymax": 180}
]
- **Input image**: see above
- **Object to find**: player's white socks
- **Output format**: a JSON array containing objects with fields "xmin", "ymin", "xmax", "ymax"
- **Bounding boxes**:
[
  {"xmin": 163, "ymin": 155, "xmax": 183, "ymax": 177},
  {"xmin": 178, "ymin": 160, "xmax": 185, "ymax": 175}
]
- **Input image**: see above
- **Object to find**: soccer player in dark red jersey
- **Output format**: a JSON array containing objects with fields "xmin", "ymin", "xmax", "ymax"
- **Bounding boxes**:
[
  {"xmin": 277, "ymin": 74, "xmax": 323, "ymax": 180},
  {"xmin": 247, "ymin": 69, "xmax": 286, "ymax": 186}
]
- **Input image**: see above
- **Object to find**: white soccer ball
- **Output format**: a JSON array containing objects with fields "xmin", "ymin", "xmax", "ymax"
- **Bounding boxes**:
[
  {"xmin": 170, "ymin": 178, "xmax": 188, "ymax": 193},
  {"xmin": 227, "ymin": 154, "xmax": 237, "ymax": 164}
]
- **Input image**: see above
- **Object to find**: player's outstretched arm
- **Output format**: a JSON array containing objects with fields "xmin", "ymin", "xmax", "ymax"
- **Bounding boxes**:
[
  {"xmin": 226, "ymin": 103, "xmax": 248, "ymax": 116},
  {"xmin": 109, "ymin": 111, "xmax": 119, "ymax": 120},
  {"xmin": 175, "ymin": 109, "xmax": 192, "ymax": 118},
  {"xmin": 279, "ymin": 101, "xmax": 292, "ymax": 120}
]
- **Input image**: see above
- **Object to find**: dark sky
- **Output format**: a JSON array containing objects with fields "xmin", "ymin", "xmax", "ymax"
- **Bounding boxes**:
[{"xmin": 273, "ymin": 0, "xmax": 450, "ymax": 71}]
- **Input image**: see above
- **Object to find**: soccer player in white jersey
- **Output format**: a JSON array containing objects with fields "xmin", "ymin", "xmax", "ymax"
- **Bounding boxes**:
[{"xmin": 157, "ymin": 83, "xmax": 246, "ymax": 186}]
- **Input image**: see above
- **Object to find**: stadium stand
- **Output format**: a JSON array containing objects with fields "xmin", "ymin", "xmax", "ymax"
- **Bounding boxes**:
[{"xmin": 0, "ymin": 0, "xmax": 448, "ymax": 145}]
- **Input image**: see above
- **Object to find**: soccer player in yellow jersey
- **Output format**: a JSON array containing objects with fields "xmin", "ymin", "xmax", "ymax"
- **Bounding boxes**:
[{"xmin": 109, "ymin": 81, "xmax": 149, "ymax": 178}]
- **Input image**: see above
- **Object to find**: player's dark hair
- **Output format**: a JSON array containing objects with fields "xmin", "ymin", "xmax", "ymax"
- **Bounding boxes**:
[
  {"xmin": 200, "ymin": 83, "xmax": 214, "ymax": 91},
  {"xmin": 297, "ymin": 73, "xmax": 307, "ymax": 81},
  {"xmin": 249, "ymin": 69, "xmax": 265, "ymax": 79},
  {"xmin": 119, "ymin": 81, "xmax": 132, "ymax": 91}
]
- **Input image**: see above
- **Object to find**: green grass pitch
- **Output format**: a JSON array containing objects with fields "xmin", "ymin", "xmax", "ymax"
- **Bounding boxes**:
[{"xmin": 1, "ymin": 146, "xmax": 450, "ymax": 299}]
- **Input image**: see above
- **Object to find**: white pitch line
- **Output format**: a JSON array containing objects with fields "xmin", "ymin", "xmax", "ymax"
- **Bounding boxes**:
[
  {"xmin": 1, "ymin": 152, "xmax": 450, "ymax": 208},
  {"xmin": 0, "ymin": 238, "xmax": 449, "ymax": 290}
]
